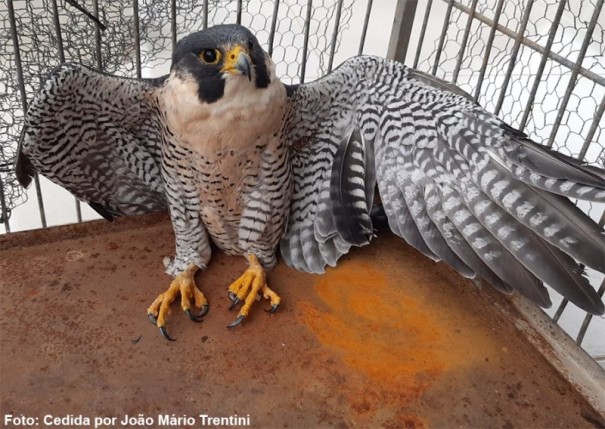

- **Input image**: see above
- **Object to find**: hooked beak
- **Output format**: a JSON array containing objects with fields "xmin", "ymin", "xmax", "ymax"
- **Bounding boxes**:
[{"xmin": 221, "ymin": 45, "xmax": 252, "ymax": 81}]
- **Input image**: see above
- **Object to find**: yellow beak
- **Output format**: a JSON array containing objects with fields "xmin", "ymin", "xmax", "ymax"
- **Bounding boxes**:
[{"xmin": 220, "ymin": 45, "xmax": 252, "ymax": 81}]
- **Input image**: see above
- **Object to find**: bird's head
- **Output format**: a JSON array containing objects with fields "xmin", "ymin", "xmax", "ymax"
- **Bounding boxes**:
[{"xmin": 170, "ymin": 24, "xmax": 271, "ymax": 104}]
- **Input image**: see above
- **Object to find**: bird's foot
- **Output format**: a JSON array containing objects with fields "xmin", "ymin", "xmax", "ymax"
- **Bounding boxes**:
[
  {"xmin": 147, "ymin": 264, "xmax": 208, "ymax": 341},
  {"xmin": 226, "ymin": 254, "xmax": 281, "ymax": 327}
]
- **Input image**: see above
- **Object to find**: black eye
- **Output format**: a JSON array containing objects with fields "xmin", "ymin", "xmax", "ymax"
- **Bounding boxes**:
[
  {"xmin": 199, "ymin": 48, "xmax": 221, "ymax": 64},
  {"xmin": 248, "ymin": 40, "xmax": 254, "ymax": 51}
]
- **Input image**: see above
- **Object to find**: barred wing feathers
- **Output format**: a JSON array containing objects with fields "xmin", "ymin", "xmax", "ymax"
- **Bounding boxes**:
[
  {"xmin": 16, "ymin": 63, "xmax": 168, "ymax": 220},
  {"xmin": 282, "ymin": 56, "xmax": 605, "ymax": 315}
]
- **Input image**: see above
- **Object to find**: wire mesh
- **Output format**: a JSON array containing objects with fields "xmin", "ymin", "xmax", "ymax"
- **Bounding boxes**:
[
  {"xmin": 0, "ymin": 0, "xmax": 361, "ymax": 231},
  {"xmin": 415, "ymin": 0, "xmax": 604, "ymax": 168},
  {"xmin": 1, "ymin": 0, "xmax": 603, "ymax": 364},
  {"xmin": 411, "ymin": 0, "xmax": 605, "ymax": 365}
]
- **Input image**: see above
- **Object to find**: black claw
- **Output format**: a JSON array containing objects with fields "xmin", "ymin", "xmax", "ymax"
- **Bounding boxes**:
[
  {"xmin": 199, "ymin": 304, "xmax": 209, "ymax": 317},
  {"xmin": 148, "ymin": 313, "xmax": 158, "ymax": 325},
  {"xmin": 228, "ymin": 291, "xmax": 237, "ymax": 302},
  {"xmin": 185, "ymin": 305, "xmax": 208, "ymax": 322},
  {"xmin": 159, "ymin": 326, "xmax": 176, "ymax": 341},
  {"xmin": 265, "ymin": 304, "xmax": 279, "ymax": 313},
  {"xmin": 227, "ymin": 315, "xmax": 246, "ymax": 328},
  {"xmin": 228, "ymin": 297, "xmax": 241, "ymax": 310}
]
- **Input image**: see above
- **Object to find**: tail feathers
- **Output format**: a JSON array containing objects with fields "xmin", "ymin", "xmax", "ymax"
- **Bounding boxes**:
[
  {"xmin": 15, "ymin": 149, "xmax": 36, "ymax": 189},
  {"xmin": 88, "ymin": 201, "xmax": 119, "ymax": 222}
]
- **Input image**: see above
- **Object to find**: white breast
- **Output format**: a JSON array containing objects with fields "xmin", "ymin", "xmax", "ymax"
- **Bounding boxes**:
[
  {"xmin": 158, "ymin": 56, "xmax": 288, "ymax": 255},
  {"xmin": 160, "ymin": 58, "xmax": 286, "ymax": 156}
]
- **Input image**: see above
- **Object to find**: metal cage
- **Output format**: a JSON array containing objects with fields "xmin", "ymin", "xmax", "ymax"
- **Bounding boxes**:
[{"xmin": 1, "ymin": 0, "xmax": 603, "ymax": 366}]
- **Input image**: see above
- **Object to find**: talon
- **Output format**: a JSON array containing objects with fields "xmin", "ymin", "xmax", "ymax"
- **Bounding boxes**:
[
  {"xmin": 225, "ymin": 254, "xmax": 282, "ymax": 324},
  {"xmin": 185, "ymin": 305, "xmax": 208, "ymax": 322},
  {"xmin": 229, "ymin": 297, "xmax": 241, "ymax": 310},
  {"xmin": 159, "ymin": 326, "xmax": 176, "ymax": 341},
  {"xmin": 265, "ymin": 304, "xmax": 279, "ymax": 313},
  {"xmin": 228, "ymin": 315, "xmax": 246, "ymax": 328},
  {"xmin": 146, "ymin": 264, "xmax": 208, "ymax": 339},
  {"xmin": 148, "ymin": 313, "xmax": 158, "ymax": 325}
]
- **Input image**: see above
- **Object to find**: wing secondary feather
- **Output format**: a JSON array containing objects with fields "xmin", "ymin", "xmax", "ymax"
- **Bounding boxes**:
[
  {"xmin": 282, "ymin": 56, "xmax": 605, "ymax": 315},
  {"xmin": 17, "ymin": 63, "xmax": 168, "ymax": 217}
]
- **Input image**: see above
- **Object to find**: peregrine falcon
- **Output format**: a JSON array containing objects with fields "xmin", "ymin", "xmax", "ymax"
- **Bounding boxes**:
[{"xmin": 16, "ymin": 24, "xmax": 605, "ymax": 340}]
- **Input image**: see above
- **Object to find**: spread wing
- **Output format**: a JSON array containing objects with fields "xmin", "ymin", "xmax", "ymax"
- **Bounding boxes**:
[
  {"xmin": 16, "ymin": 63, "xmax": 168, "ymax": 220},
  {"xmin": 281, "ymin": 55, "xmax": 605, "ymax": 315}
]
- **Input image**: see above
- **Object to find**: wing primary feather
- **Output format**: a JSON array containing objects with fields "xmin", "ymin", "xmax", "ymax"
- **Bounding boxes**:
[
  {"xmin": 440, "ymin": 187, "xmax": 551, "ymax": 307},
  {"xmin": 329, "ymin": 127, "xmax": 374, "ymax": 246},
  {"xmin": 511, "ymin": 138, "xmax": 605, "ymax": 189},
  {"xmin": 380, "ymin": 181, "xmax": 439, "ymax": 261},
  {"xmin": 461, "ymin": 177, "xmax": 603, "ymax": 314},
  {"xmin": 282, "ymin": 55, "xmax": 604, "ymax": 314},
  {"xmin": 484, "ymin": 160, "xmax": 605, "ymax": 272},
  {"xmin": 423, "ymin": 184, "xmax": 516, "ymax": 293},
  {"xmin": 403, "ymin": 183, "xmax": 475, "ymax": 277}
]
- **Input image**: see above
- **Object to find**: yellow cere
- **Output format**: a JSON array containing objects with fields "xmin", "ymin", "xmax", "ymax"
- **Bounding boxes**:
[{"xmin": 220, "ymin": 45, "xmax": 247, "ymax": 73}]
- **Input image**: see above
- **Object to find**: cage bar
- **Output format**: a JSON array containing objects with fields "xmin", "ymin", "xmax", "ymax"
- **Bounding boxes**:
[
  {"xmin": 578, "ymin": 93, "xmax": 605, "ymax": 160},
  {"xmin": 133, "ymin": 0, "xmax": 142, "ymax": 79},
  {"xmin": 387, "ymin": 0, "xmax": 418, "ymax": 63},
  {"xmin": 452, "ymin": 0, "xmax": 478, "ymax": 84},
  {"xmin": 300, "ymin": 0, "xmax": 313, "ymax": 84},
  {"xmin": 357, "ymin": 0, "xmax": 373, "ymax": 55},
  {"xmin": 546, "ymin": 0, "xmax": 604, "ymax": 148},
  {"xmin": 65, "ymin": 0, "xmax": 106, "ymax": 31},
  {"xmin": 51, "ymin": 0, "xmax": 65, "ymax": 63},
  {"xmin": 431, "ymin": 0, "xmax": 454, "ymax": 75},
  {"xmin": 328, "ymin": 0, "xmax": 344, "ymax": 72},
  {"xmin": 203, "ymin": 0, "xmax": 209, "ymax": 29},
  {"xmin": 7, "ymin": 0, "xmax": 47, "ymax": 228},
  {"xmin": 236, "ymin": 0, "xmax": 242, "ymax": 25},
  {"xmin": 519, "ymin": 0, "xmax": 567, "ymax": 131},
  {"xmin": 576, "ymin": 279, "xmax": 605, "ymax": 346},
  {"xmin": 93, "ymin": 0, "xmax": 102, "ymax": 72},
  {"xmin": 552, "ymin": 298, "xmax": 569, "ymax": 323},
  {"xmin": 171, "ymin": 0, "xmax": 177, "ymax": 50},
  {"xmin": 412, "ymin": 0, "xmax": 432, "ymax": 68},
  {"xmin": 449, "ymin": 1, "xmax": 605, "ymax": 89},
  {"xmin": 0, "ymin": 175, "xmax": 9, "ymax": 232},
  {"xmin": 268, "ymin": 0, "xmax": 280, "ymax": 57},
  {"xmin": 472, "ymin": 0, "xmax": 505, "ymax": 102},
  {"xmin": 494, "ymin": 0, "xmax": 534, "ymax": 116}
]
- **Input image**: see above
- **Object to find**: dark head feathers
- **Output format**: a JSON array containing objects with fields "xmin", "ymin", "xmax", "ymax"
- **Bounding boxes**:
[
  {"xmin": 171, "ymin": 24, "xmax": 270, "ymax": 103},
  {"xmin": 172, "ymin": 25, "xmax": 258, "ymax": 63}
]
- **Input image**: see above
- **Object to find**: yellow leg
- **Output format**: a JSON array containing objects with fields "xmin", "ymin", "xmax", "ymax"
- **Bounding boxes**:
[
  {"xmin": 147, "ymin": 264, "xmax": 208, "ymax": 340},
  {"xmin": 227, "ymin": 254, "xmax": 281, "ymax": 327}
]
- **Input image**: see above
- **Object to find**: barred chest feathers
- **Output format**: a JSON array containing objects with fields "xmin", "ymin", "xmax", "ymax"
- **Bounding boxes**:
[{"xmin": 160, "ymin": 57, "xmax": 289, "ymax": 256}]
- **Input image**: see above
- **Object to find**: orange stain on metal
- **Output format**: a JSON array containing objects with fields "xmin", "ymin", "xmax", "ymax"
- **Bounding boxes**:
[
  {"xmin": 300, "ymin": 263, "xmax": 445, "ymax": 382},
  {"xmin": 298, "ymin": 259, "xmax": 500, "ymax": 415}
]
